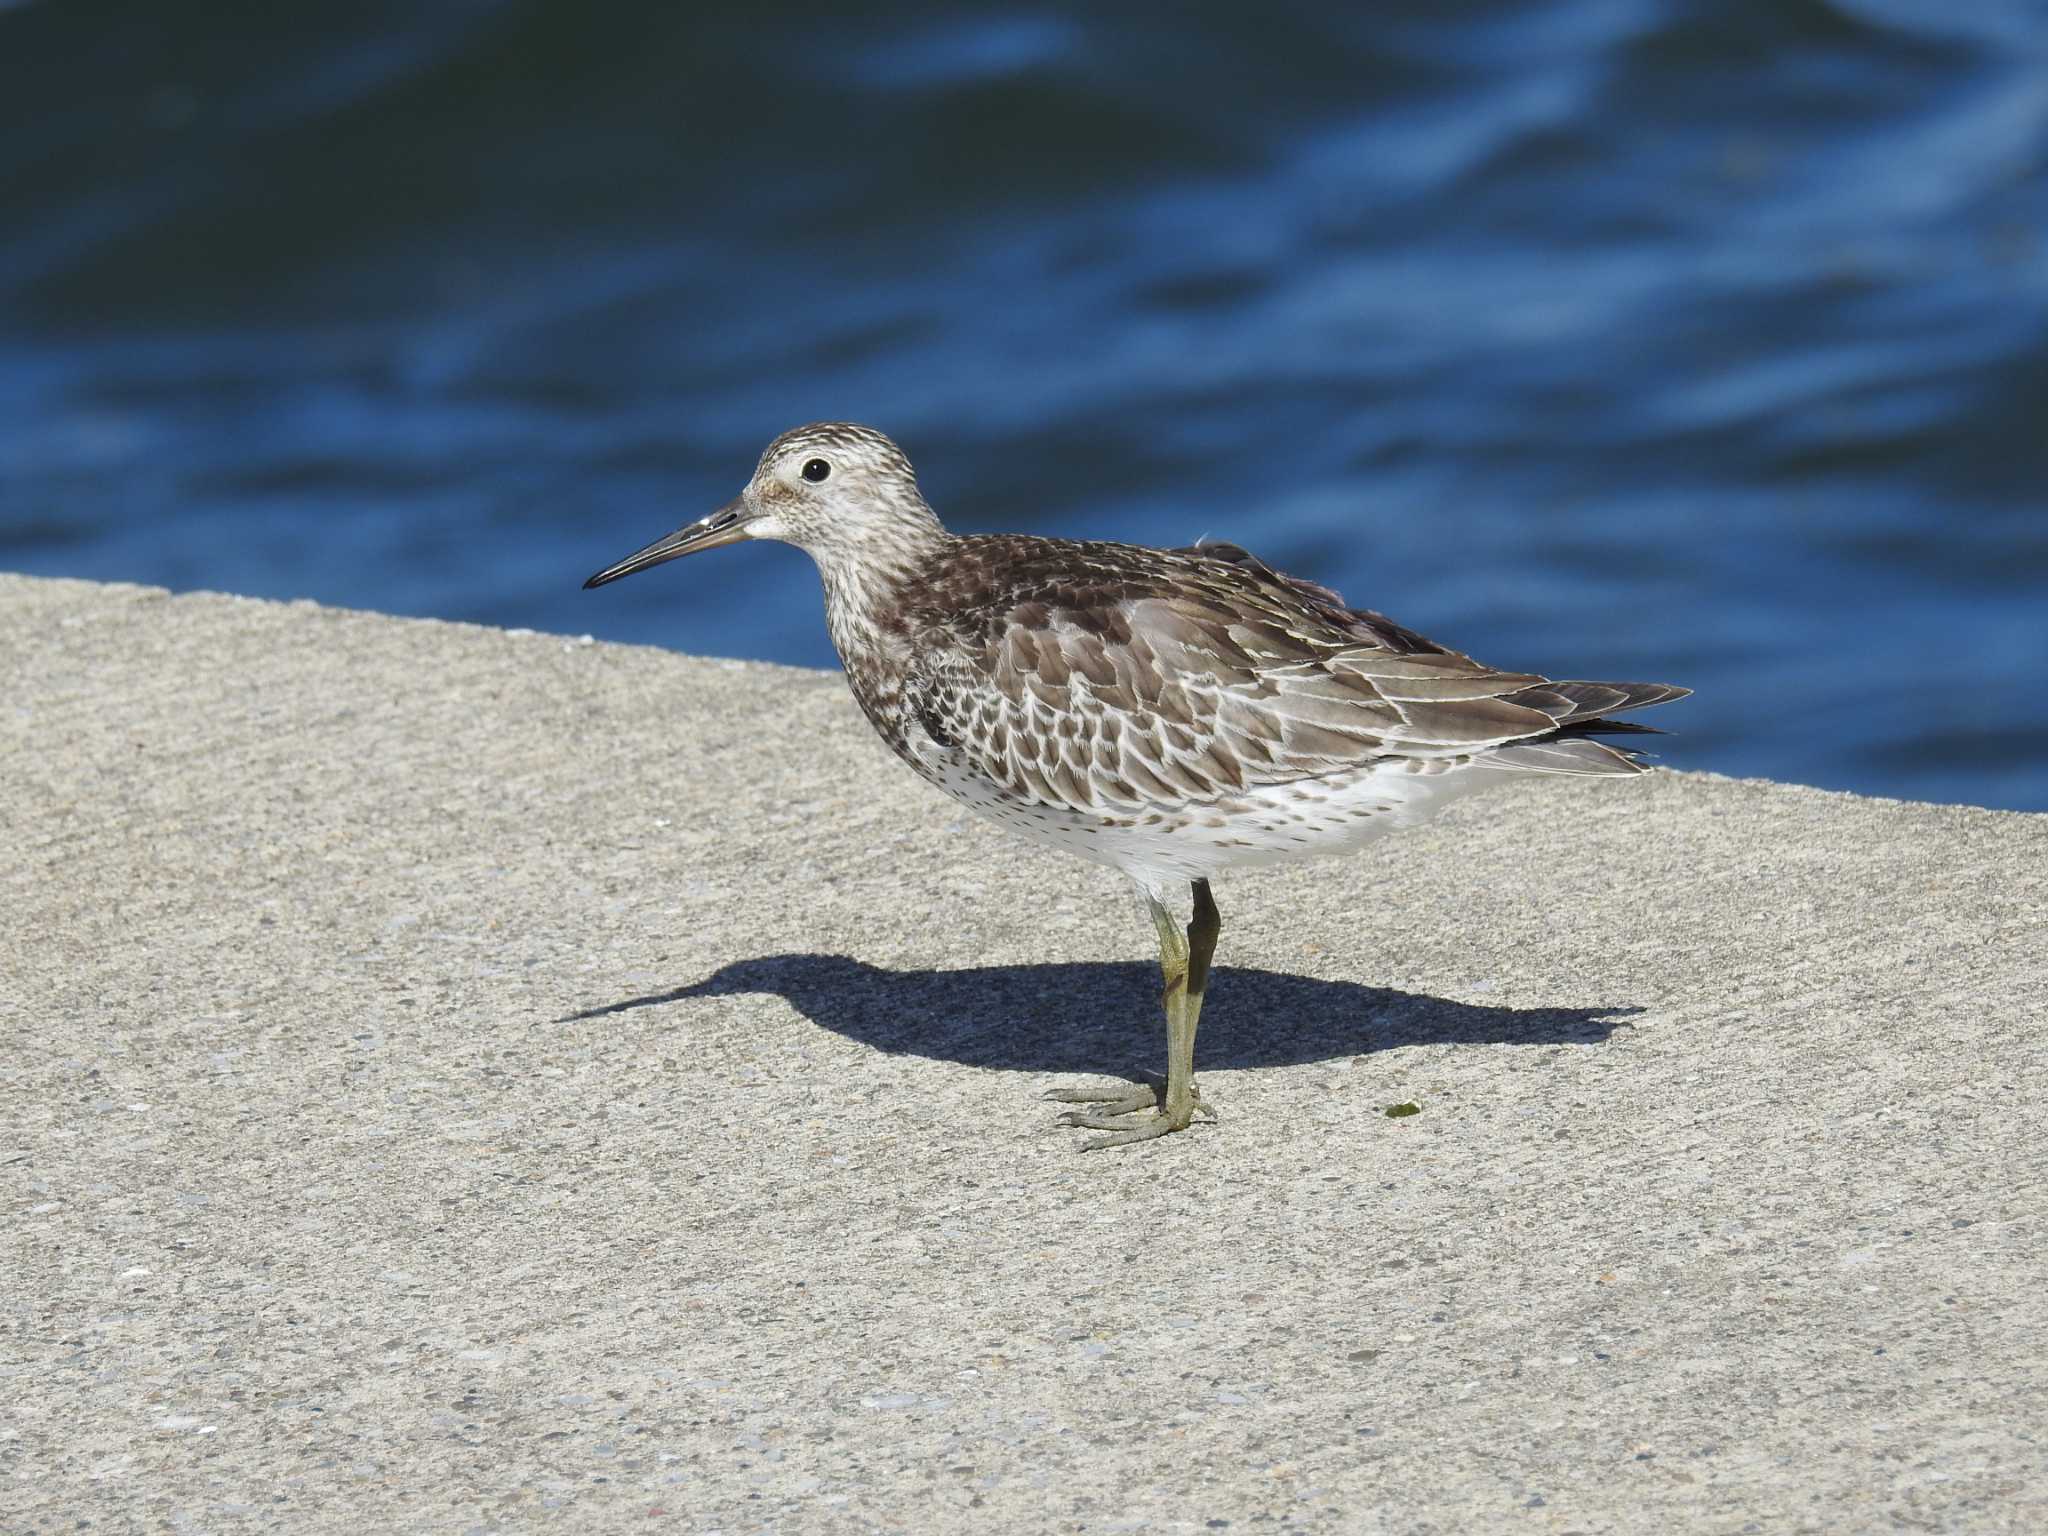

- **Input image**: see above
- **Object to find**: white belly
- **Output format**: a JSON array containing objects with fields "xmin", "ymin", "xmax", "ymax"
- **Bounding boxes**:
[{"xmin": 916, "ymin": 749, "xmax": 1502, "ymax": 894}]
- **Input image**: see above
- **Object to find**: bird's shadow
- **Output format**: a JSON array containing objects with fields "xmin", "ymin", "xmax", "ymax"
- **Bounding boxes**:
[{"xmin": 561, "ymin": 955, "xmax": 1640, "ymax": 1075}]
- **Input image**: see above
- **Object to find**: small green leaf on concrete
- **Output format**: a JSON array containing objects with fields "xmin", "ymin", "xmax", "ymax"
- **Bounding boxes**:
[{"xmin": 1384, "ymin": 1101, "xmax": 1421, "ymax": 1119}]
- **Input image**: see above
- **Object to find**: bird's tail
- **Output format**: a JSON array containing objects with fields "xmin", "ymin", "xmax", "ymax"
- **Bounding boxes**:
[{"xmin": 1482, "ymin": 681, "xmax": 1692, "ymax": 775}]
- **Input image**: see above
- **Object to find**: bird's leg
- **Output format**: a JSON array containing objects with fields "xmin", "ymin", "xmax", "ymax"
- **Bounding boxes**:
[
  {"xmin": 1172, "ymin": 876, "xmax": 1221, "ymax": 1118},
  {"xmin": 1049, "ymin": 880, "xmax": 1222, "ymax": 1149}
]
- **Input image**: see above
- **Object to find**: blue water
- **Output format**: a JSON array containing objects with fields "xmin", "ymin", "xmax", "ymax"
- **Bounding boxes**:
[{"xmin": 4, "ymin": 1, "xmax": 2044, "ymax": 809}]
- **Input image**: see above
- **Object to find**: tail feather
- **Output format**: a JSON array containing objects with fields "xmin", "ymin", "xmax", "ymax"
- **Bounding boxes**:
[
  {"xmin": 1484, "ymin": 680, "xmax": 1689, "ymax": 777},
  {"xmin": 1557, "ymin": 717, "xmax": 1665, "ymax": 737},
  {"xmin": 1502, "ymin": 680, "xmax": 1691, "ymax": 725},
  {"xmin": 1483, "ymin": 737, "xmax": 1648, "ymax": 776}
]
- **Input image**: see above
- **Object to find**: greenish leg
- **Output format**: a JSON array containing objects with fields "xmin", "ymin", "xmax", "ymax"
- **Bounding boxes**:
[
  {"xmin": 1047, "ymin": 879, "xmax": 1223, "ymax": 1150},
  {"xmin": 1171, "ymin": 876, "xmax": 1220, "ymax": 1120}
]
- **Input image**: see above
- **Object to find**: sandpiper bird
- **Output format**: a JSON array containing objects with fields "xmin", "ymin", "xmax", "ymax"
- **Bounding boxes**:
[{"xmin": 586, "ymin": 423, "xmax": 1687, "ymax": 1148}]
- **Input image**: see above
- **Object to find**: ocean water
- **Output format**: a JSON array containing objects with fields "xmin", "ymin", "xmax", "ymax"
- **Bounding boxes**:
[{"xmin": 3, "ymin": 0, "xmax": 2044, "ymax": 809}]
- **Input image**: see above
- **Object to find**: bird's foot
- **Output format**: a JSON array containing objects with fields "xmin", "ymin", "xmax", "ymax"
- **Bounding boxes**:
[
  {"xmin": 1044, "ymin": 1076, "xmax": 1217, "ymax": 1150},
  {"xmin": 1044, "ymin": 1076, "xmax": 1163, "ymax": 1118}
]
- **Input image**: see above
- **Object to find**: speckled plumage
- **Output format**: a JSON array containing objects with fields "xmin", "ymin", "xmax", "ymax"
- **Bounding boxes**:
[
  {"xmin": 585, "ymin": 422, "xmax": 1689, "ymax": 1147},
  {"xmin": 875, "ymin": 532, "xmax": 1683, "ymax": 888}
]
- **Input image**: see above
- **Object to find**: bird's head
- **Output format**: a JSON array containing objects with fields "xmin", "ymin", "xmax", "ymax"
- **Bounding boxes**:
[{"xmin": 583, "ymin": 422, "xmax": 942, "ymax": 590}]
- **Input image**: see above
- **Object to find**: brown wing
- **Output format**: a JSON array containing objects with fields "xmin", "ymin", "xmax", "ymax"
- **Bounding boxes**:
[{"xmin": 906, "ymin": 536, "xmax": 1685, "ymax": 812}]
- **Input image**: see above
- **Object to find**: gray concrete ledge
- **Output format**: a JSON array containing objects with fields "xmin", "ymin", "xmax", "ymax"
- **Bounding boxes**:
[{"xmin": 3, "ymin": 573, "xmax": 2043, "ymax": 1533}]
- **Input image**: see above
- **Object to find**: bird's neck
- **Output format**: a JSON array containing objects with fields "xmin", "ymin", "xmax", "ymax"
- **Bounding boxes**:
[
  {"xmin": 816, "ymin": 532, "xmax": 945, "ymax": 661},
  {"xmin": 808, "ymin": 514, "xmax": 952, "ymax": 756}
]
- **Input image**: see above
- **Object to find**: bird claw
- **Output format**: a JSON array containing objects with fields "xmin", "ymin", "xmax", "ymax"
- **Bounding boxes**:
[
  {"xmin": 1043, "ymin": 1076, "xmax": 1163, "ymax": 1117},
  {"xmin": 1046, "ymin": 1077, "xmax": 1217, "ymax": 1149},
  {"xmin": 1065, "ymin": 1107, "xmax": 1215, "ymax": 1151}
]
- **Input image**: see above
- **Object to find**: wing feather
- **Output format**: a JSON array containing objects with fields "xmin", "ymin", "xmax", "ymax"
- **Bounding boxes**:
[{"xmin": 904, "ymin": 537, "xmax": 1686, "ymax": 810}]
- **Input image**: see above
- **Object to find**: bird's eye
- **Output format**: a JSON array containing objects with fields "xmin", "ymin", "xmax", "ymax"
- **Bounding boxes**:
[{"xmin": 801, "ymin": 458, "xmax": 830, "ymax": 483}]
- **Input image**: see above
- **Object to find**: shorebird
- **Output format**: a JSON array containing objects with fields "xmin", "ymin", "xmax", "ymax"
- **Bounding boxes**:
[{"xmin": 585, "ymin": 423, "xmax": 1687, "ymax": 1148}]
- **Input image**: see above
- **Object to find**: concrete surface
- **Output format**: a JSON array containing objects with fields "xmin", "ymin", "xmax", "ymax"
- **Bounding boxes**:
[{"xmin": 2, "ymin": 572, "xmax": 2043, "ymax": 1534}]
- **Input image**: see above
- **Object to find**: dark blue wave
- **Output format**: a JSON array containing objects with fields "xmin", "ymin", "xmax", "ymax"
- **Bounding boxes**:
[{"xmin": 3, "ymin": 0, "xmax": 2044, "ymax": 807}]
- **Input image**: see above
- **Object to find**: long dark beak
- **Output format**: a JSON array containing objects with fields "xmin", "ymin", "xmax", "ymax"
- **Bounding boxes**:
[{"xmin": 583, "ymin": 499, "xmax": 753, "ymax": 589}]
